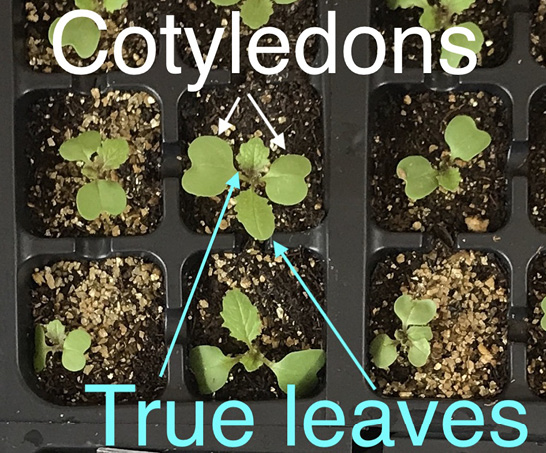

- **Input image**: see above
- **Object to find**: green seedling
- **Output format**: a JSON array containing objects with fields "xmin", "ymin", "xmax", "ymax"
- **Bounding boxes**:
[
  {"xmin": 182, "ymin": 136, "xmax": 311, "ymax": 241},
  {"xmin": 387, "ymin": 0, "xmax": 484, "ymax": 67},
  {"xmin": 541, "ymin": 297, "xmax": 546, "ymax": 331},
  {"xmin": 212, "ymin": 0, "xmax": 297, "ymax": 30},
  {"xmin": 397, "ymin": 115, "xmax": 491, "ymax": 200},
  {"xmin": 190, "ymin": 289, "xmax": 325, "ymax": 397},
  {"xmin": 34, "ymin": 320, "xmax": 92, "ymax": 373},
  {"xmin": 370, "ymin": 295, "xmax": 437, "ymax": 369},
  {"xmin": 48, "ymin": 0, "xmax": 127, "ymax": 59},
  {"xmin": 59, "ymin": 131, "xmax": 129, "ymax": 221}
]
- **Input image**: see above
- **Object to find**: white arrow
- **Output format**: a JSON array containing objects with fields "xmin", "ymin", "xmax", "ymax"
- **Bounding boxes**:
[
  {"xmin": 218, "ymin": 97, "xmax": 241, "ymax": 135},
  {"xmin": 246, "ymin": 93, "xmax": 286, "ymax": 149}
]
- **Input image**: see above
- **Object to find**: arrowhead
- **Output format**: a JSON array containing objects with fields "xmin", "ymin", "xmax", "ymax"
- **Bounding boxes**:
[
  {"xmin": 218, "ymin": 118, "xmax": 234, "ymax": 135},
  {"xmin": 271, "ymin": 133, "xmax": 286, "ymax": 150},
  {"xmin": 273, "ymin": 241, "xmax": 288, "ymax": 258},
  {"xmin": 226, "ymin": 173, "xmax": 240, "ymax": 189}
]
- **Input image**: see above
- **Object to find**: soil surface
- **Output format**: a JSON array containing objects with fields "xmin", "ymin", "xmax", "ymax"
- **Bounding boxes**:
[
  {"xmin": 31, "ymin": 257, "xmax": 166, "ymax": 405},
  {"xmin": 179, "ymin": 76, "xmax": 325, "ymax": 235},
  {"xmin": 370, "ymin": 90, "xmax": 510, "ymax": 234},
  {"xmin": 527, "ymin": 254, "xmax": 546, "ymax": 395},
  {"xmin": 528, "ymin": 90, "xmax": 546, "ymax": 231},
  {"xmin": 185, "ymin": 246, "xmax": 325, "ymax": 400},
  {"xmin": 531, "ymin": 0, "xmax": 546, "ymax": 66},
  {"xmin": 25, "ymin": 89, "xmax": 162, "ymax": 237},
  {"xmin": 25, "ymin": 1, "xmax": 160, "ymax": 73},
  {"xmin": 369, "ymin": 243, "xmax": 509, "ymax": 398},
  {"xmin": 371, "ymin": 0, "xmax": 511, "ymax": 68}
]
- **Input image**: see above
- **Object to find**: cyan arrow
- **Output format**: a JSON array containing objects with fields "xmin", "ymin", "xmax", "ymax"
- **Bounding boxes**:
[
  {"xmin": 273, "ymin": 241, "xmax": 376, "ymax": 390},
  {"xmin": 159, "ymin": 173, "xmax": 240, "ymax": 378}
]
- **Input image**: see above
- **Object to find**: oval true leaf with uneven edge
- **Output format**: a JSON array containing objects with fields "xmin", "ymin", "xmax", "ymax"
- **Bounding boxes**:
[
  {"xmin": 397, "ymin": 156, "xmax": 439, "ymax": 200},
  {"xmin": 62, "ymin": 329, "xmax": 91, "ymax": 372},
  {"xmin": 440, "ymin": 22, "xmax": 484, "ymax": 69},
  {"xmin": 46, "ymin": 320, "xmax": 66, "ymax": 345},
  {"xmin": 263, "ymin": 155, "xmax": 311, "ymax": 206},
  {"xmin": 236, "ymin": 137, "xmax": 270, "ymax": 174},
  {"xmin": 240, "ymin": 351, "xmax": 264, "ymax": 372},
  {"xmin": 268, "ymin": 349, "xmax": 325, "ymax": 398},
  {"xmin": 59, "ymin": 131, "xmax": 101, "ymax": 162},
  {"xmin": 419, "ymin": 5, "xmax": 442, "ymax": 32},
  {"xmin": 75, "ymin": 0, "xmax": 99, "ymax": 10},
  {"xmin": 234, "ymin": 189, "xmax": 275, "ymax": 240},
  {"xmin": 182, "ymin": 136, "xmax": 236, "ymax": 197},
  {"xmin": 34, "ymin": 326, "xmax": 50, "ymax": 373},
  {"xmin": 103, "ymin": 0, "xmax": 127, "ymax": 12},
  {"xmin": 48, "ymin": 17, "xmax": 101, "ymax": 59},
  {"xmin": 445, "ymin": 115, "xmax": 491, "ymax": 162},
  {"xmin": 240, "ymin": 0, "xmax": 274, "ymax": 29},
  {"xmin": 221, "ymin": 289, "xmax": 262, "ymax": 346},
  {"xmin": 76, "ymin": 180, "xmax": 127, "ymax": 220},
  {"xmin": 98, "ymin": 138, "xmax": 129, "ymax": 171},
  {"xmin": 407, "ymin": 326, "xmax": 433, "ymax": 342},
  {"xmin": 407, "ymin": 337, "xmax": 431, "ymax": 368},
  {"xmin": 190, "ymin": 346, "xmax": 240, "ymax": 394},
  {"xmin": 442, "ymin": 0, "xmax": 474, "ymax": 15},
  {"xmin": 541, "ymin": 297, "xmax": 546, "ymax": 331},
  {"xmin": 437, "ymin": 166, "xmax": 461, "ymax": 192},
  {"xmin": 394, "ymin": 295, "xmax": 437, "ymax": 328},
  {"xmin": 370, "ymin": 334, "xmax": 399, "ymax": 369}
]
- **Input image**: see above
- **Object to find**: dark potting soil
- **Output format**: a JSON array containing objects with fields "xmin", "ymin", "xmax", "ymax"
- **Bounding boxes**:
[
  {"xmin": 368, "ymin": 242, "xmax": 509, "ymax": 398},
  {"xmin": 25, "ymin": 89, "xmax": 163, "ymax": 237},
  {"xmin": 184, "ymin": 247, "xmax": 326, "ymax": 400},
  {"xmin": 25, "ymin": 0, "xmax": 160, "ymax": 73},
  {"xmin": 179, "ymin": 76, "xmax": 325, "ymax": 235},
  {"xmin": 531, "ymin": 0, "xmax": 546, "ymax": 66},
  {"xmin": 371, "ymin": 0, "xmax": 511, "ymax": 69},
  {"xmin": 528, "ymin": 89, "xmax": 546, "ymax": 231},
  {"xmin": 31, "ymin": 257, "xmax": 167, "ymax": 405},
  {"xmin": 167, "ymin": 0, "xmax": 318, "ymax": 71},
  {"xmin": 527, "ymin": 254, "xmax": 546, "ymax": 396},
  {"xmin": 370, "ymin": 90, "xmax": 510, "ymax": 235}
]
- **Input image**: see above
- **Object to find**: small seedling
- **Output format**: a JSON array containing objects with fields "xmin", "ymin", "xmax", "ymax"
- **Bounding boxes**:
[
  {"xmin": 387, "ymin": 0, "xmax": 484, "ymax": 67},
  {"xmin": 182, "ymin": 136, "xmax": 311, "ymax": 240},
  {"xmin": 59, "ymin": 131, "xmax": 129, "ymax": 221},
  {"xmin": 34, "ymin": 320, "xmax": 92, "ymax": 373},
  {"xmin": 211, "ymin": 0, "xmax": 297, "ymax": 30},
  {"xmin": 48, "ymin": 0, "xmax": 127, "ymax": 59},
  {"xmin": 540, "ymin": 297, "xmax": 546, "ymax": 331},
  {"xmin": 370, "ymin": 295, "xmax": 437, "ymax": 369},
  {"xmin": 190, "ymin": 289, "xmax": 325, "ymax": 397},
  {"xmin": 397, "ymin": 115, "xmax": 491, "ymax": 200}
]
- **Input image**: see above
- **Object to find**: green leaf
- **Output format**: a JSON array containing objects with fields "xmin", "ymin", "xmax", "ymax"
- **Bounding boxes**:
[
  {"xmin": 396, "ymin": 156, "xmax": 439, "ymax": 200},
  {"xmin": 274, "ymin": 0, "xmax": 298, "ymax": 4},
  {"xmin": 268, "ymin": 349, "xmax": 325, "ymax": 397},
  {"xmin": 445, "ymin": 115, "xmax": 491, "ymax": 162},
  {"xmin": 221, "ymin": 289, "xmax": 262, "ymax": 346},
  {"xmin": 210, "ymin": 0, "xmax": 240, "ymax": 5},
  {"xmin": 442, "ymin": 0, "xmax": 474, "ymax": 15},
  {"xmin": 234, "ymin": 189, "xmax": 275, "ymax": 240},
  {"xmin": 394, "ymin": 295, "xmax": 437, "ymax": 328},
  {"xmin": 387, "ymin": 0, "xmax": 429, "ymax": 9},
  {"xmin": 98, "ymin": 138, "xmax": 129, "ymax": 171},
  {"xmin": 190, "ymin": 346, "xmax": 239, "ymax": 394},
  {"xmin": 419, "ymin": 5, "xmax": 442, "ymax": 32},
  {"xmin": 34, "ymin": 326, "xmax": 51, "ymax": 373},
  {"xmin": 59, "ymin": 131, "xmax": 101, "ymax": 162},
  {"xmin": 103, "ymin": 0, "xmax": 127, "ymax": 12},
  {"xmin": 437, "ymin": 167, "xmax": 461, "ymax": 192},
  {"xmin": 75, "ymin": 0, "xmax": 99, "ymax": 10},
  {"xmin": 236, "ymin": 137, "xmax": 270, "ymax": 174},
  {"xmin": 240, "ymin": 0, "xmax": 274, "ymax": 29},
  {"xmin": 62, "ymin": 329, "xmax": 91, "ymax": 372},
  {"xmin": 440, "ymin": 22, "xmax": 484, "ymax": 68},
  {"xmin": 263, "ymin": 155, "xmax": 311, "ymax": 206},
  {"xmin": 76, "ymin": 180, "xmax": 127, "ymax": 220},
  {"xmin": 541, "ymin": 297, "xmax": 546, "ymax": 331},
  {"xmin": 407, "ymin": 337, "xmax": 431, "ymax": 367},
  {"xmin": 48, "ymin": 16, "xmax": 101, "ymax": 59},
  {"xmin": 407, "ymin": 326, "xmax": 433, "ymax": 342},
  {"xmin": 240, "ymin": 351, "xmax": 264, "ymax": 372},
  {"xmin": 81, "ymin": 163, "xmax": 100, "ymax": 180},
  {"xmin": 182, "ymin": 136, "xmax": 237, "ymax": 197},
  {"xmin": 370, "ymin": 334, "xmax": 399, "ymax": 369},
  {"xmin": 45, "ymin": 320, "xmax": 66, "ymax": 345}
]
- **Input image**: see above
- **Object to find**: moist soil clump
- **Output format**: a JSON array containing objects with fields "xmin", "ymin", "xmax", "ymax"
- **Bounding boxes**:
[
  {"xmin": 185, "ymin": 246, "xmax": 325, "ymax": 400},
  {"xmin": 369, "ymin": 243, "xmax": 509, "ymax": 398},
  {"xmin": 26, "ymin": 89, "xmax": 162, "ymax": 237},
  {"xmin": 370, "ymin": 90, "xmax": 510, "ymax": 234},
  {"xmin": 371, "ymin": 0, "xmax": 511, "ymax": 68},
  {"xmin": 179, "ymin": 76, "xmax": 325, "ymax": 235},
  {"xmin": 527, "ymin": 254, "xmax": 546, "ymax": 395},
  {"xmin": 31, "ymin": 257, "xmax": 166, "ymax": 405},
  {"xmin": 528, "ymin": 90, "xmax": 546, "ymax": 231}
]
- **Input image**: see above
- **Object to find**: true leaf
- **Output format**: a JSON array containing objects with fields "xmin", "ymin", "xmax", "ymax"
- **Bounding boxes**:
[
  {"xmin": 236, "ymin": 137, "xmax": 270, "ymax": 173},
  {"xmin": 98, "ymin": 138, "xmax": 129, "ymax": 171},
  {"xmin": 419, "ymin": 5, "xmax": 442, "ymax": 32},
  {"xmin": 370, "ymin": 334, "xmax": 399, "ymax": 369},
  {"xmin": 210, "ymin": 0, "xmax": 240, "ymax": 5},
  {"xmin": 81, "ymin": 163, "xmax": 100, "ymax": 180},
  {"xmin": 387, "ymin": 0, "xmax": 429, "ymax": 9},
  {"xmin": 541, "ymin": 297, "xmax": 546, "ymax": 331},
  {"xmin": 274, "ymin": 0, "xmax": 298, "ymax": 4},
  {"xmin": 189, "ymin": 346, "xmax": 239, "ymax": 394},
  {"xmin": 397, "ymin": 156, "xmax": 439, "ymax": 200},
  {"xmin": 263, "ymin": 155, "xmax": 311, "ymax": 206},
  {"xmin": 407, "ymin": 326, "xmax": 433, "ymax": 342},
  {"xmin": 240, "ymin": 0, "xmax": 274, "ymax": 29},
  {"xmin": 103, "ymin": 0, "xmax": 127, "ymax": 12},
  {"xmin": 48, "ymin": 16, "xmax": 101, "ymax": 59},
  {"xmin": 437, "ymin": 167, "xmax": 461, "ymax": 192},
  {"xmin": 34, "ymin": 326, "xmax": 50, "ymax": 373},
  {"xmin": 407, "ymin": 337, "xmax": 431, "ymax": 367},
  {"xmin": 62, "ymin": 329, "xmax": 91, "ymax": 372},
  {"xmin": 75, "ymin": 0, "xmax": 99, "ymax": 10},
  {"xmin": 440, "ymin": 22, "xmax": 484, "ymax": 69},
  {"xmin": 59, "ymin": 131, "xmax": 101, "ymax": 162},
  {"xmin": 268, "ymin": 349, "xmax": 325, "ymax": 397},
  {"xmin": 394, "ymin": 295, "xmax": 437, "ymax": 328},
  {"xmin": 45, "ymin": 320, "xmax": 66, "ymax": 345},
  {"xmin": 234, "ymin": 189, "xmax": 275, "ymax": 240},
  {"xmin": 221, "ymin": 289, "xmax": 262, "ymax": 347},
  {"xmin": 76, "ymin": 180, "xmax": 127, "ymax": 220},
  {"xmin": 182, "ymin": 136, "xmax": 237, "ymax": 197},
  {"xmin": 240, "ymin": 351, "xmax": 264, "ymax": 372},
  {"xmin": 442, "ymin": 0, "xmax": 474, "ymax": 15},
  {"xmin": 445, "ymin": 115, "xmax": 491, "ymax": 162}
]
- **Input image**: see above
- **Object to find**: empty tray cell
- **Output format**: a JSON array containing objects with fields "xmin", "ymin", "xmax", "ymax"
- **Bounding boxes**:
[
  {"xmin": 26, "ymin": 255, "xmax": 167, "ymax": 405},
  {"xmin": 370, "ymin": 0, "xmax": 511, "ymax": 68},
  {"xmin": 20, "ymin": 89, "xmax": 163, "ymax": 237},
  {"xmin": 183, "ymin": 246, "xmax": 326, "ymax": 400},
  {"xmin": 369, "ymin": 87, "xmax": 510, "ymax": 234},
  {"xmin": 179, "ymin": 78, "xmax": 325, "ymax": 235},
  {"xmin": 368, "ymin": 243, "xmax": 509, "ymax": 398},
  {"xmin": 528, "ymin": 88, "xmax": 546, "ymax": 231},
  {"xmin": 527, "ymin": 252, "xmax": 546, "ymax": 396}
]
